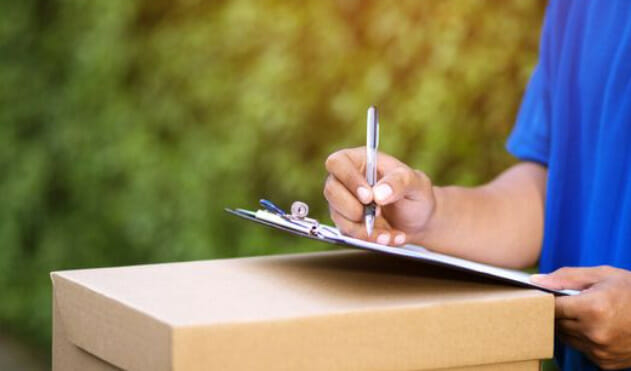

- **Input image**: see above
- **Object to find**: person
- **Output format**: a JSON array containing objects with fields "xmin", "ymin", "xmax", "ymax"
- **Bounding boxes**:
[{"xmin": 323, "ymin": 1, "xmax": 631, "ymax": 370}]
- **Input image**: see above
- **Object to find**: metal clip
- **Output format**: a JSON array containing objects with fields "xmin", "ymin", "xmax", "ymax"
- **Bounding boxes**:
[
  {"xmin": 290, "ymin": 201, "xmax": 309, "ymax": 219},
  {"xmin": 289, "ymin": 201, "xmax": 320, "ymax": 236},
  {"xmin": 259, "ymin": 199, "xmax": 323, "ymax": 237}
]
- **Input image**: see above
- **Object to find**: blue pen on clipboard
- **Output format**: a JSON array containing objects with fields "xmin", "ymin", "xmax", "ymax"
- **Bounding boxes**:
[
  {"xmin": 365, "ymin": 106, "xmax": 378, "ymax": 236},
  {"xmin": 260, "ymin": 199, "xmax": 287, "ymax": 216}
]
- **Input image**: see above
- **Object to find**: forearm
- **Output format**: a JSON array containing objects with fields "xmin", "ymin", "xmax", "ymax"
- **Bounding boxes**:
[{"xmin": 411, "ymin": 162, "xmax": 547, "ymax": 269}]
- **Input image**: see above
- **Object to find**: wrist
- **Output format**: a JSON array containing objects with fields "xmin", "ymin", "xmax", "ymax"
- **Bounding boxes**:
[{"xmin": 409, "ymin": 185, "xmax": 445, "ymax": 245}]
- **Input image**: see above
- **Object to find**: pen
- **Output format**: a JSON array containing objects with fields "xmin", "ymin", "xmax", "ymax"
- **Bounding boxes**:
[
  {"xmin": 260, "ymin": 199, "xmax": 287, "ymax": 216},
  {"xmin": 365, "ymin": 106, "xmax": 378, "ymax": 237}
]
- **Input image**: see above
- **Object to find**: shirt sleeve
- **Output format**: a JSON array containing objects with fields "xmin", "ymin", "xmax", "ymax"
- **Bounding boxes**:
[{"xmin": 506, "ymin": 64, "xmax": 550, "ymax": 166}]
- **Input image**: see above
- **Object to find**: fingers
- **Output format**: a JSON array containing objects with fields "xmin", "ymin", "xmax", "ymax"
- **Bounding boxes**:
[
  {"xmin": 555, "ymin": 292, "xmax": 630, "ymax": 370},
  {"xmin": 558, "ymin": 333, "xmax": 592, "ymax": 354},
  {"xmin": 323, "ymin": 176, "xmax": 364, "ymax": 222},
  {"xmin": 554, "ymin": 287, "xmax": 604, "ymax": 320},
  {"xmin": 329, "ymin": 209, "xmax": 407, "ymax": 246},
  {"xmin": 555, "ymin": 296, "xmax": 582, "ymax": 320},
  {"xmin": 325, "ymin": 150, "xmax": 372, "ymax": 204},
  {"xmin": 557, "ymin": 332, "xmax": 621, "ymax": 370},
  {"xmin": 323, "ymin": 175, "xmax": 406, "ymax": 244},
  {"xmin": 374, "ymin": 217, "xmax": 407, "ymax": 246},
  {"xmin": 373, "ymin": 167, "xmax": 429, "ymax": 206},
  {"xmin": 556, "ymin": 319, "xmax": 584, "ymax": 336},
  {"xmin": 554, "ymin": 288, "xmax": 607, "ymax": 322},
  {"xmin": 325, "ymin": 148, "xmax": 409, "ymax": 204},
  {"xmin": 531, "ymin": 266, "xmax": 614, "ymax": 290},
  {"xmin": 555, "ymin": 319, "xmax": 601, "ymax": 347},
  {"xmin": 324, "ymin": 147, "xmax": 426, "ymax": 243},
  {"xmin": 329, "ymin": 209, "xmax": 378, "ymax": 242},
  {"xmin": 335, "ymin": 147, "xmax": 407, "ymax": 174}
]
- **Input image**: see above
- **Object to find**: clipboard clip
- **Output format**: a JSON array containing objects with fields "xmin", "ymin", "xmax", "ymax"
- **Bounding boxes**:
[{"xmin": 259, "ymin": 199, "xmax": 341, "ymax": 238}]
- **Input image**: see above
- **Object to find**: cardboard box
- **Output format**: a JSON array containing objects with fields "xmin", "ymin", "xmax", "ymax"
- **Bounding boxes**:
[{"xmin": 52, "ymin": 250, "xmax": 553, "ymax": 370}]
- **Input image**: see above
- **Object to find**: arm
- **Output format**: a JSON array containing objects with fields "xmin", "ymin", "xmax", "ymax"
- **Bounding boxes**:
[
  {"xmin": 323, "ymin": 147, "xmax": 546, "ymax": 269},
  {"xmin": 416, "ymin": 162, "xmax": 546, "ymax": 268}
]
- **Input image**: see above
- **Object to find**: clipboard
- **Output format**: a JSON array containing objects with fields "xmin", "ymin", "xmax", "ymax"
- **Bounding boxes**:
[{"xmin": 226, "ymin": 200, "xmax": 578, "ymax": 296}]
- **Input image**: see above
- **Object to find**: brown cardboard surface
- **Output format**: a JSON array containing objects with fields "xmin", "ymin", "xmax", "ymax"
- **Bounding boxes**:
[
  {"xmin": 433, "ymin": 360, "xmax": 540, "ymax": 371},
  {"xmin": 53, "ymin": 296, "xmax": 120, "ymax": 371},
  {"xmin": 52, "ymin": 250, "xmax": 553, "ymax": 371}
]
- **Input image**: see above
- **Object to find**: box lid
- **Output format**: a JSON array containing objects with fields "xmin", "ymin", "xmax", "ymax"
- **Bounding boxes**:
[{"xmin": 51, "ymin": 250, "xmax": 553, "ymax": 371}]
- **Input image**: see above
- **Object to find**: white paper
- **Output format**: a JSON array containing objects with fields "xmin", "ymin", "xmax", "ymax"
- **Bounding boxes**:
[{"xmin": 253, "ymin": 210, "xmax": 579, "ymax": 296}]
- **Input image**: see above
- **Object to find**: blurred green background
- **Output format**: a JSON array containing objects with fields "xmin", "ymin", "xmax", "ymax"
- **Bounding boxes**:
[{"xmin": 0, "ymin": 0, "xmax": 546, "ymax": 366}]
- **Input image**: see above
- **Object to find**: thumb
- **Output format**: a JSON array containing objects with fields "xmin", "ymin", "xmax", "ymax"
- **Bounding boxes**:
[
  {"xmin": 372, "ymin": 167, "xmax": 428, "ymax": 206},
  {"xmin": 530, "ymin": 266, "xmax": 612, "ymax": 290}
]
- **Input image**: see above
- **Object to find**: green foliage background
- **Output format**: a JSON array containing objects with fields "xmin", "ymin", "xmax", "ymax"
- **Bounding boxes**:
[{"xmin": 0, "ymin": 0, "xmax": 544, "ymax": 361}]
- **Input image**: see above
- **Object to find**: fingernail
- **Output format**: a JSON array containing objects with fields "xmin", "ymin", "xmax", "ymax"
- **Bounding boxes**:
[
  {"xmin": 374, "ymin": 184, "xmax": 392, "ymax": 202},
  {"xmin": 377, "ymin": 233, "xmax": 390, "ymax": 245},
  {"xmin": 394, "ymin": 233, "xmax": 406, "ymax": 245},
  {"xmin": 357, "ymin": 187, "xmax": 371, "ymax": 203},
  {"xmin": 530, "ymin": 274, "xmax": 547, "ymax": 283}
]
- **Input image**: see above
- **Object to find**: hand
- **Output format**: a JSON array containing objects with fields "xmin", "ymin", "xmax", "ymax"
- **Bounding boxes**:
[
  {"xmin": 323, "ymin": 147, "xmax": 435, "ymax": 246},
  {"xmin": 531, "ymin": 266, "xmax": 631, "ymax": 369}
]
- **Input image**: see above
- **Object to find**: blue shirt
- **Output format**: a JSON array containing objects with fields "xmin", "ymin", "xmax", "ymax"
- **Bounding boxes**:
[{"xmin": 507, "ymin": 1, "xmax": 631, "ymax": 370}]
